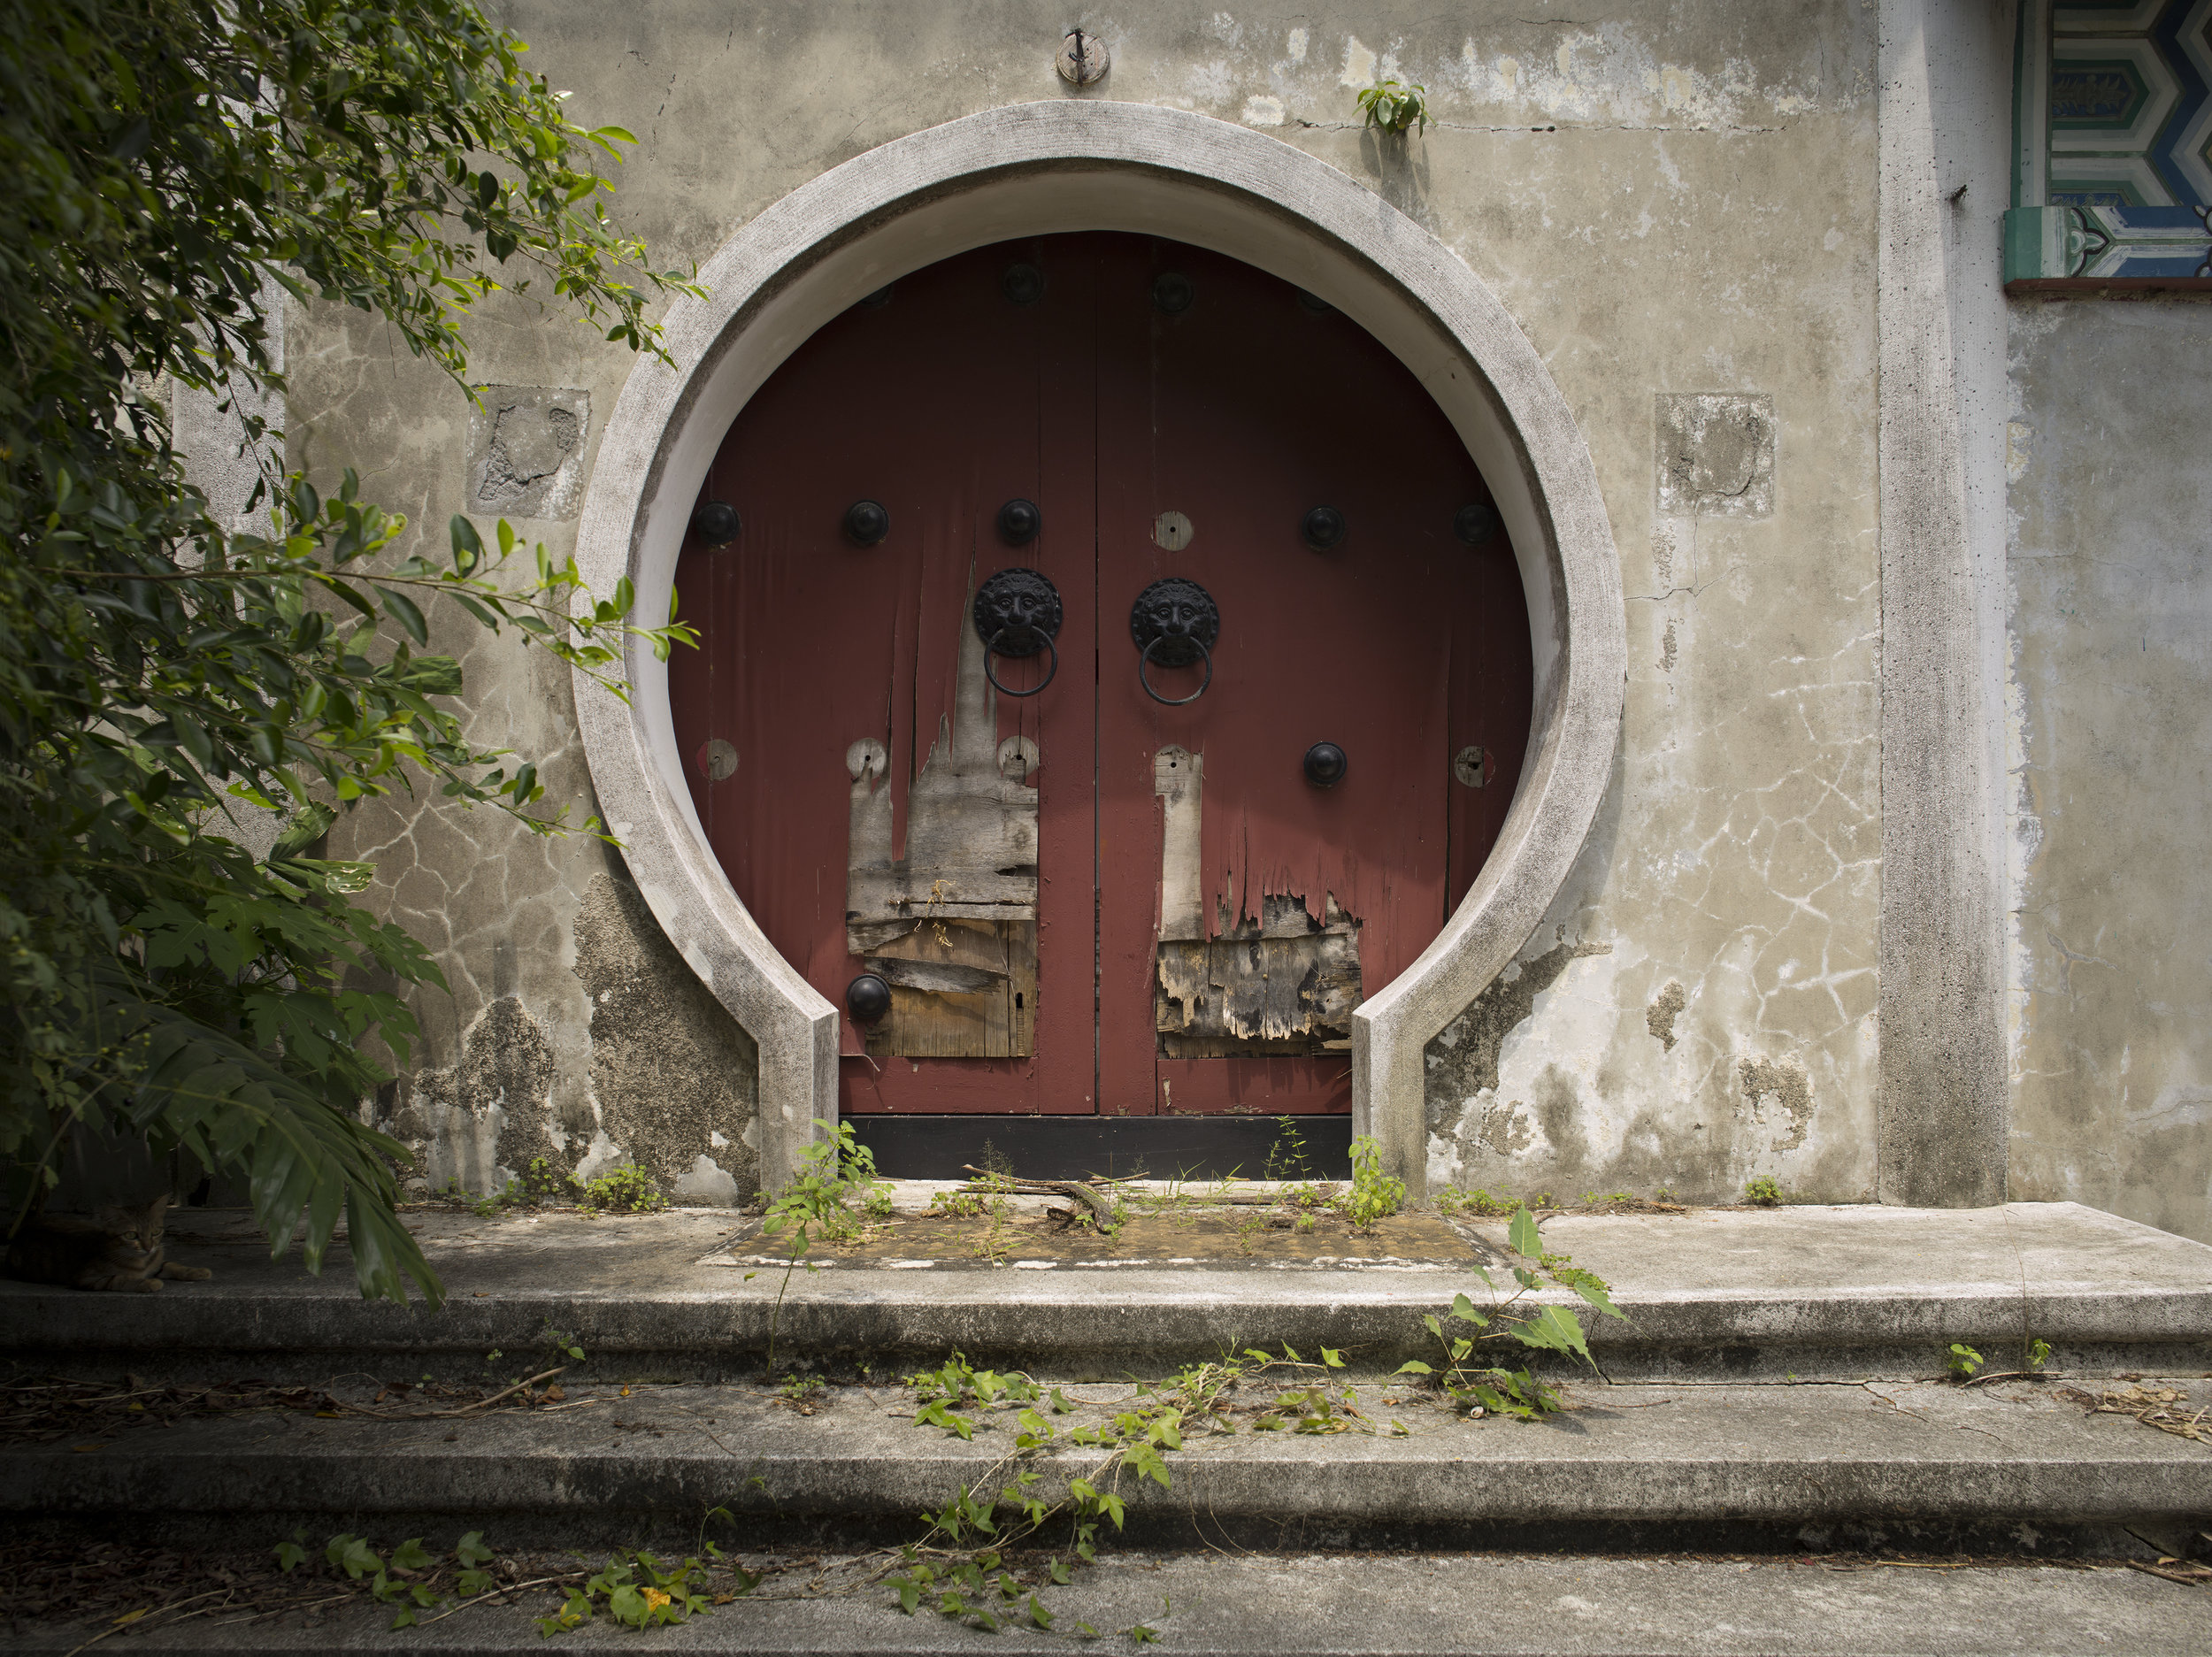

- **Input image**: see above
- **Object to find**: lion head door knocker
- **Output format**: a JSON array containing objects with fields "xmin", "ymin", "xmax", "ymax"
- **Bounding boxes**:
[
  {"xmin": 1129, "ymin": 577, "xmax": 1220, "ymax": 706},
  {"xmin": 972, "ymin": 567, "xmax": 1064, "ymax": 697}
]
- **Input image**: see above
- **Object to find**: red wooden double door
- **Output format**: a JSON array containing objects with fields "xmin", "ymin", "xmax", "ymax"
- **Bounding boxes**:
[{"xmin": 669, "ymin": 234, "xmax": 1531, "ymax": 1118}]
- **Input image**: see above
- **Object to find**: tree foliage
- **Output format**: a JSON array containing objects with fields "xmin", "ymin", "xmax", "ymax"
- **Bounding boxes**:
[{"xmin": 0, "ymin": 0, "xmax": 698, "ymax": 1302}]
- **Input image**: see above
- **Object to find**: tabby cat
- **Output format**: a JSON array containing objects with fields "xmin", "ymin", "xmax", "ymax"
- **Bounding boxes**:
[{"xmin": 3, "ymin": 1195, "xmax": 212, "ymax": 1292}]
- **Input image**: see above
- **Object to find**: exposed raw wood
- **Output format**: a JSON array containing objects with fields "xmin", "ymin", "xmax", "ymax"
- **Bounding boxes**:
[
  {"xmin": 847, "ymin": 587, "xmax": 1040, "ymax": 940},
  {"xmin": 863, "ymin": 917, "xmax": 1036, "ymax": 1058},
  {"xmin": 1153, "ymin": 743, "xmax": 1360, "ymax": 1057},
  {"xmin": 847, "ymin": 573, "xmax": 1041, "ymax": 1059},
  {"xmin": 1153, "ymin": 746, "xmax": 1204, "ymax": 941},
  {"xmin": 1155, "ymin": 928, "xmax": 1363, "ymax": 1058}
]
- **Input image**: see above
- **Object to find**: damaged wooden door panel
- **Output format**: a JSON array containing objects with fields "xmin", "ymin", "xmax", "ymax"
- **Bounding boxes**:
[
  {"xmin": 1094, "ymin": 234, "xmax": 1532, "ymax": 1117},
  {"xmin": 670, "ymin": 230, "xmax": 1529, "ymax": 1122},
  {"xmin": 1149, "ymin": 743, "xmax": 1361, "ymax": 1058},
  {"xmin": 667, "ymin": 238, "xmax": 1098, "ymax": 1116},
  {"xmin": 845, "ymin": 602, "xmax": 1039, "ymax": 1059}
]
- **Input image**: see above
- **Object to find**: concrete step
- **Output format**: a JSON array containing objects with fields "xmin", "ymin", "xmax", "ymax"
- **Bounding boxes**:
[
  {"xmin": 6, "ymin": 1370, "xmax": 2208, "ymax": 1554},
  {"xmin": 3, "ymin": 1200, "xmax": 2207, "ymax": 1384},
  {"xmin": 3, "ymin": 1551, "xmax": 2208, "ymax": 1657}
]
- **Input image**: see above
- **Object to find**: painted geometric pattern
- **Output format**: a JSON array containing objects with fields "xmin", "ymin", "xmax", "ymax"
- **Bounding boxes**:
[
  {"xmin": 2049, "ymin": 0, "xmax": 2212, "ymax": 205},
  {"xmin": 2008, "ymin": 0, "xmax": 2212, "ymax": 280},
  {"xmin": 2007, "ymin": 200, "xmax": 2212, "ymax": 277}
]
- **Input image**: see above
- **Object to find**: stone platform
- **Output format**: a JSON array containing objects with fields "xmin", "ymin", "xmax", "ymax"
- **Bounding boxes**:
[
  {"xmin": 1, "ymin": 1195, "xmax": 2207, "ymax": 1649},
  {"xmin": 2, "ymin": 1553, "xmax": 2204, "ymax": 1656},
  {"xmin": 1, "ymin": 1197, "xmax": 2205, "ymax": 1383},
  {"xmin": 7, "ymin": 1367, "xmax": 2207, "ymax": 1552}
]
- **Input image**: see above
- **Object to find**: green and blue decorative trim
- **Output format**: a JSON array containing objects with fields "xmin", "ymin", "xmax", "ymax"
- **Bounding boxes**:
[
  {"xmin": 2005, "ymin": 0, "xmax": 2212, "ymax": 288},
  {"xmin": 2005, "ymin": 201, "xmax": 2212, "ymax": 278}
]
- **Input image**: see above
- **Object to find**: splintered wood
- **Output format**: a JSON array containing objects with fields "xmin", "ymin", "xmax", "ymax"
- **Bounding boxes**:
[
  {"xmin": 860, "ymin": 917, "xmax": 1036, "ymax": 1057},
  {"xmin": 1155, "ymin": 930, "xmax": 1362, "ymax": 1056},
  {"xmin": 1152, "ymin": 746, "xmax": 1362, "ymax": 1056},
  {"xmin": 846, "ymin": 581, "xmax": 1038, "ymax": 1057}
]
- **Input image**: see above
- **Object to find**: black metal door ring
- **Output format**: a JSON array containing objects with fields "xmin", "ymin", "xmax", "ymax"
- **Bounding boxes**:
[
  {"xmin": 1138, "ymin": 632, "xmax": 1213, "ymax": 705},
  {"xmin": 1129, "ymin": 577, "xmax": 1220, "ymax": 706},
  {"xmin": 985, "ymin": 627, "xmax": 1059, "ymax": 697},
  {"xmin": 973, "ymin": 567, "xmax": 1064, "ymax": 698}
]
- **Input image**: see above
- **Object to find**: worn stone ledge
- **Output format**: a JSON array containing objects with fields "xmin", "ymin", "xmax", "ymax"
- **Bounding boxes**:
[
  {"xmin": 4, "ymin": 1201, "xmax": 2204, "ymax": 1383},
  {"xmin": 4, "ymin": 1378, "xmax": 2207, "ymax": 1537},
  {"xmin": 3, "ymin": 1552, "xmax": 2204, "ymax": 1657}
]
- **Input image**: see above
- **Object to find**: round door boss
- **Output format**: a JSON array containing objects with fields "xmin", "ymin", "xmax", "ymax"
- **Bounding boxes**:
[{"xmin": 1302, "ymin": 742, "xmax": 1348, "ymax": 787}]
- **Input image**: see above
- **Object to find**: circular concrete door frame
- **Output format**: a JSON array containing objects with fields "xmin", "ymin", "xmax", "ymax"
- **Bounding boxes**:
[{"xmin": 572, "ymin": 101, "xmax": 1626, "ymax": 1193}]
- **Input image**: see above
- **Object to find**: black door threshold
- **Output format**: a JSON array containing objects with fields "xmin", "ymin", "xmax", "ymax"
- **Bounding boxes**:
[{"xmin": 845, "ymin": 1116, "xmax": 1353, "ymax": 1183}]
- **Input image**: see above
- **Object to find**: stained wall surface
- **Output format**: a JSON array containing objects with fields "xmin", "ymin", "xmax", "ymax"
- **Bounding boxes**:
[
  {"xmin": 2007, "ymin": 299, "xmax": 2212, "ymax": 1244},
  {"xmin": 280, "ymin": 2, "xmax": 1884, "ymax": 1206}
]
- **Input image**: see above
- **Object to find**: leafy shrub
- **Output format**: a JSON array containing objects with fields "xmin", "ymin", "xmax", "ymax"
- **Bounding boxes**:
[
  {"xmin": 1356, "ymin": 78, "xmax": 1431, "ymax": 134},
  {"xmin": 578, "ymin": 1165, "xmax": 664, "ymax": 1214},
  {"xmin": 1335, "ymin": 1134, "xmax": 1406, "ymax": 1230}
]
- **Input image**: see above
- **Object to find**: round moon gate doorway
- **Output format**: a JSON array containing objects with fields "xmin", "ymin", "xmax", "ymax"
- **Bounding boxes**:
[{"xmin": 667, "ymin": 234, "xmax": 1532, "ymax": 1128}]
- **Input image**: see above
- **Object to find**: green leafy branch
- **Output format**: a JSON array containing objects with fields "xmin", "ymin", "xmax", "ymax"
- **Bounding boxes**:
[
  {"xmin": 1335, "ymin": 1132, "xmax": 1407, "ymax": 1230},
  {"xmin": 886, "ymin": 1343, "xmax": 1361, "ymax": 1638},
  {"xmin": 752, "ymin": 1121, "xmax": 892, "ymax": 1375},
  {"xmin": 1394, "ymin": 1204, "xmax": 1628, "ymax": 1414},
  {"xmin": 277, "ymin": 1529, "xmax": 500, "ymax": 1630},
  {"xmin": 1, "ymin": 0, "xmax": 696, "ymax": 1308},
  {"xmin": 538, "ymin": 1548, "xmax": 736, "ymax": 1636}
]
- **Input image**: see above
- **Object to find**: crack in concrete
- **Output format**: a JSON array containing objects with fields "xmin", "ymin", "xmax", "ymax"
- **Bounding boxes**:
[{"xmin": 1292, "ymin": 118, "xmax": 1789, "ymax": 134}]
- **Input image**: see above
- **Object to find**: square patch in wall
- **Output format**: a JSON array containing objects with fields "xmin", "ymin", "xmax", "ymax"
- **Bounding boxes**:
[
  {"xmin": 466, "ymin": 385, "xmax": 592, "ymax": 520},
  {"xmin": 1655, "ymin": 393, "xmax": 1775, "ymax": 518}
]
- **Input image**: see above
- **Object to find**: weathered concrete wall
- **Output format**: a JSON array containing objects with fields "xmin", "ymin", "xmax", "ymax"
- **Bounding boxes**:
[
  {"xmin": 2006, "ymin": 299, "xmax": 2212, "ymax": 1245},
  {"xmin": 1408, "ymin": 11, "xmax": 1882, "ymax": 1204},
  {"xmin": 284, "ymin": 2, "xmax": 1883, "ymax": 1205},
  {"xmin": 287, "ymin": 288, "xmax": 763, "ymax": 1201}
]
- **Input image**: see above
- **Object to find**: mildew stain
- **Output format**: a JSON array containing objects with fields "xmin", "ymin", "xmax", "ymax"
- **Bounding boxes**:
[{"xmin": 1738, "ymin": 1057, "xmax": 1813, "ymax": 1154}]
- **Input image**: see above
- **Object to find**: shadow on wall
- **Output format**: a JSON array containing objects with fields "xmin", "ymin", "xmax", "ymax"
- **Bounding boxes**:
[{"xmin": 379, "ymin": 865, "xmax": 760, "ymax": 1205}]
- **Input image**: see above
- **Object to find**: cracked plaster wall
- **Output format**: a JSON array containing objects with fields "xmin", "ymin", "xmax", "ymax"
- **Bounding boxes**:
[
  {"xmin": 2006, "ymin": 299, "xmax": 2212, "ymax": 1245},
  {"xmin": 285, "ymin": 1, "xmax": 1880, "ymax": 1202}
]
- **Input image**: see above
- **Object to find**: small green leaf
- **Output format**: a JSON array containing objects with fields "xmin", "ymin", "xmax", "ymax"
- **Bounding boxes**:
[
  {"xmin": 449, "ymin": 514, "xmax": 484, "ymax": 573},
  {"xmin": 1508, "ymin": 1206, "xmax": 1542, "ymax": 1258},
  {"xmin": 1511, "ymin": 1304, "xmax": 1594, "ymax": 1366},
  {"xmin": 1570, "ymin": 1278, "xmax": 1628, "ymax": 1321},
  {"xmin": 382, "ymin": 589, "xmax": 429, "ymax": 645},
  {"xmin": 391, "ymin": 1538, "xmax": 433, "ymax": 1572}
]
